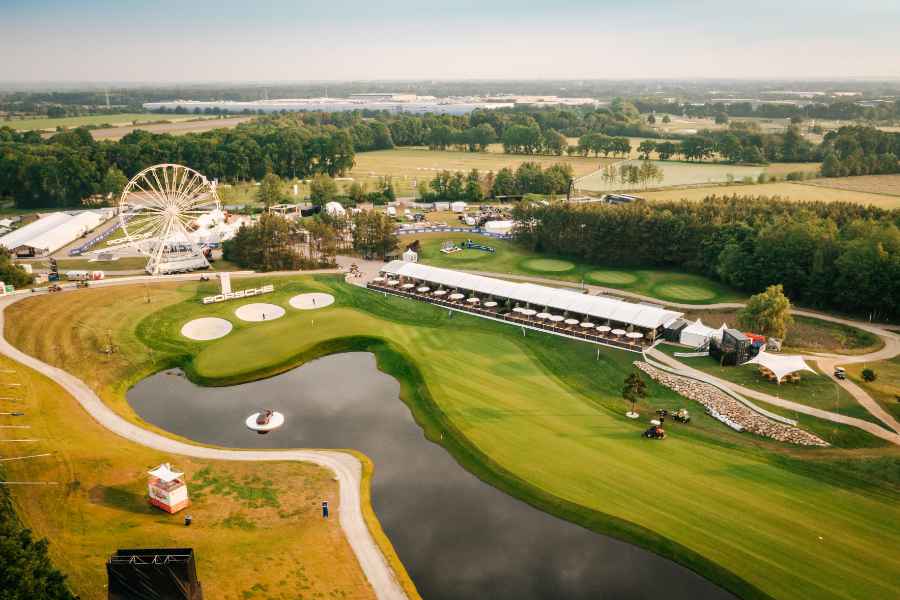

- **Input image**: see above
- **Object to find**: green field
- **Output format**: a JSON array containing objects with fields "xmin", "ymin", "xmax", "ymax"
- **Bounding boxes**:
[
  {"xmin": 3, "ymin": 113, "xmax": 204, "ymax": 132},
  {"xmin": 578, "ymin": 159, "xmax": 766, "ymax": 192},
  {"xmin": 5, "ymin": 277, "xmax": 900, "ymax": 600},
  {"xmin": 846, "ymin": 357, "xmax": 900, "ymax": 422},
  {"xmin": 405, "ymin": 232, "xmax": 744, "ymax": 304}
]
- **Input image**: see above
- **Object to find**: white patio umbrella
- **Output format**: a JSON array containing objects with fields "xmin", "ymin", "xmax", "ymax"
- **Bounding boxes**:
[
  {"xmin": 466, "ymin": 297, "xmax": 480, "ymax": 303},
  {"xmin": 417, "ymin": 286, "xmax": 430, "ymax": 292},
  {"xmin": 536, "ymin": 312, "xmax": 552, "ymax": 319},
  {"xmin": 512, "ymin": 307, "xmax": 525, "ymax": 313},
  {"xmin": 373, "ymin": 276, "xmax": 385, "ymax": 282},
  {"xmin": 549, "ymin": 315, "xmax": 565, "ymax": 322},
  {"xmin": 386, "ymin": 280, "xmax": 399, "ymax": 286},
  {"xmin": 401, "ymin": 283, "xmax": 415, "ymax": 289},
  {"xmin": 626, "ymin": 332, "xmax": 644, "ymax": 340},
  {"xmin": 611, "ymin": 328, "xmax": 626, "ymax": 336},
  {"xmin": 433, "ymin": 290, "xmax": 447, "ymax": 296},
  {"xmin": 596, "ymin": 325, "xmax": 611, "ymax": 333},
  {"xmin": 483, "ymin": 301, "xmax": 498, "ymax": 308},
  {"xmin": 448, "ymin": 293, "xmax": 465, "ymax": 300},
  {"xmin": 580, "ymin": 322, "xmax": 595, "ymax": 329},
  {"xmin": 520, "ymin": 308, "xmax": 537, "ymax": 316},
  {"xmin": 564, "ymin": 318, "xmax": 579, "ymax": 325}
]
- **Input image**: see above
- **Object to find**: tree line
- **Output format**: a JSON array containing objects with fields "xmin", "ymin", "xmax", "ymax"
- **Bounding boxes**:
[
  {"xmin": 0, "ymin": 116, "xmax": 359, "ymax": 209},
  {"xmin": 512, "ymin": 197, "xmax": 900, "ymax": 321},
  {"xmin": 819, "ymin": 126, "xmax": 900, "ymax": 177},
  {"xmin": 632, "ymin": 99, "xmax": 900, "ymax": 123}
]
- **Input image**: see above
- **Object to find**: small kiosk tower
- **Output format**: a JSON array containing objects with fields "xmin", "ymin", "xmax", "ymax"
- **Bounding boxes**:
[{"xmin": 147, "ymin": 463, "xmax": 190, "ymax": 514}]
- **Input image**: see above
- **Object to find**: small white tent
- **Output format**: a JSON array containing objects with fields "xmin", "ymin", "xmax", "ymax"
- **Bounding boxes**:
[
  {"xmin": 679, "ymin": 319, "xmax": 719, "ymax": 348},
  {"xmin": 746, "ymin": 351, "xmax": 816, "ymax": 384},
  {"xmin": 325, "ymin": 201, "xmax": 346, "ymax": 217},
  {"xmin": 450, "ymin": 201, "xmax": 467, "ymax": 213}
]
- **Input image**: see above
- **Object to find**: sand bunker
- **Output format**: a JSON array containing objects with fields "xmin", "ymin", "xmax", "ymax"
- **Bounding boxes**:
[
  {"xmin": 289, "ymin": 293, "xmax": 335, "ymax": 310},
  {"xmin": 180, "ymin": 317, "xmax": 233, "ymax": 341},
  {"xmin": 235, "ymin": 303, "xmax": 285, "ymax": 322}
]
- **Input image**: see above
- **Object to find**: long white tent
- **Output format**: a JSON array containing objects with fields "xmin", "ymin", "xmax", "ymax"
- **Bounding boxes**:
[
  {"xmin": 380, "ymin": 260, "xmax": 683, "ymax": 331},
  {"xmin": 0, "ymin": 210, "xmax": 110, "ymax": 256}
]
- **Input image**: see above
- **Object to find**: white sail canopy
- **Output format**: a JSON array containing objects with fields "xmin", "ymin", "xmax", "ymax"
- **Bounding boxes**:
[{"xmin": 746, "ymin": 351, "xmax": 816, "ymax": 383}]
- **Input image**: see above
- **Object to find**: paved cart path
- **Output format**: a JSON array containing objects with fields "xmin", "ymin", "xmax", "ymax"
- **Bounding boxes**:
[{"xmin": 0, "ymin": 292, "xmax": 408, "ymax": 600}]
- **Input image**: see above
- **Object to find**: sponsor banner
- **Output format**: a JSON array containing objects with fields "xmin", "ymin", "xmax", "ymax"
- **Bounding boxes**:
[{"xmin": 202, "ymin": 284, "xmax": 274, "ymax": 304}]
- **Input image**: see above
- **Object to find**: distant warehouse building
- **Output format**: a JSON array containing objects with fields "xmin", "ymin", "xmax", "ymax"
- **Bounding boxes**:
[{"xmin": 0, "ymin": 210, "xmax": 110, "ymax": 257}]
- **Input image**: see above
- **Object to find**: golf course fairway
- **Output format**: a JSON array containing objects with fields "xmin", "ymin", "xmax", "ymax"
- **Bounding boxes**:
[{"xmin": 5, "ymin": 276, "xmax": 900, "ymax": 600}]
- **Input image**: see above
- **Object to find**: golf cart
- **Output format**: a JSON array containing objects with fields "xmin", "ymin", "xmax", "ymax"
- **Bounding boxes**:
[
  {"xmin": 671, "ymin": 409, "xmax": 691, "ymax": 423},
  {"xmin": 48, "ymin": 284, "xmax": 62, "ymax": 293},
  {"xmin": 643, "ymin": 424, "xmax": 666, "ymax": 439},
  {"xmin": 834, "ymin": 367, "xmax": 847, "ymax": 380}
]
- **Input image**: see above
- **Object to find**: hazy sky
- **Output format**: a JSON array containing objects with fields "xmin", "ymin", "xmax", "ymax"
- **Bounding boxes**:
[{"xmin": 2, "ymin": 0, "xmax": 899, "ymax": 82}]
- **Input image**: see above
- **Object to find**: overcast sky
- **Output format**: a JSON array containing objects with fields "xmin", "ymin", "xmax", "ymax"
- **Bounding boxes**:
[{"xmin": 2, "ymin": 0, "xmax": 899, "ymax": 82}]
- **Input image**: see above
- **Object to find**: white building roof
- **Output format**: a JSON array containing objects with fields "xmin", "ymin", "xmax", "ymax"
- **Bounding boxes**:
[
  {"xmin": 0, "ymin": 211, "xmax": 107, "ymax": 254},
  {"xmin": 380, "ymin": 261, "xmax": 682, "ymax": 329},
  {"xmin": 682, "ymin": 319, "xmax": 720, "ymax": 338},
  {"xmin": 148, "ymin": 463, "xmax": 183, "ymax": 483},
  {"xmin": 746, "ymin": 351, "xmax": 816, "ymax": 383}
]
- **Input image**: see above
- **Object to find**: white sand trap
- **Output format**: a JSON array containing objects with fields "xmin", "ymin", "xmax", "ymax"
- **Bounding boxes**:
[
  {"xmin": 289, "ymin": 293, "xmax": 335, "ymax": 310},
  {"xmin": 181, "ymin": 317, "xmax": 233, "ymax": 341},
  {"xmin": 235, "ymin": 303, "xmax": 285, "ymax": 322}
]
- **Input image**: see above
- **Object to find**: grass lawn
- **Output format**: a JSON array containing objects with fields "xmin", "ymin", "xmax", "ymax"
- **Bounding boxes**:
[
  {"xmin": 353, "ymin": 148, "xmax": 610, "ymax": 196},
  {"xmin": 804, "ymin": 174, "xmax": 900, "ymax": 197},
  {"xmin": 578, "ymin": 160, "xmax": 766, "ymax": 192},
  {"xmin": 3, "ymin": 113, "xmax": 202, "ymax": 131},
  {"xmin": 403, "ymin": 232, "xmax": 744, "ymax": 304},
  {"xmin": 642, "ymin": 181, "xmax": 900, "ymax": 209},
  {"xmin": 654, "ymin": 344, "xmax": 882, "ymax": 427},
  {"xmin": 681, "ymin": 309, "xmax": 884, "ymax": 356},
  {"xmin": 845, "ymin": 357, "xmax": 900, "ymax": 422},
  {"xmin": 5, "ymin": 277, "xmax": 900, "ymax": 600},
  {"xmin": 0, "ymin": 354, "xmax": 374, "ymax": 600}
]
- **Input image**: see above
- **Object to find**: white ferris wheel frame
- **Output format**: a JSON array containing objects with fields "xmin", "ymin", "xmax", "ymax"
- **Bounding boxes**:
[{"xmin": 118, "ymin": 163, "xmax": 221, "ymax": 275}]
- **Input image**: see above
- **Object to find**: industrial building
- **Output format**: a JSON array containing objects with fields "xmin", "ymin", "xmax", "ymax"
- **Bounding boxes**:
[{"xmin": 0, "ymin": 210, "xmax": 112, "ymax": 257}]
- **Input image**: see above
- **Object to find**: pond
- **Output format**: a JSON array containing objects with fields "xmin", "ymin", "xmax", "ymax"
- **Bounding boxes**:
[{"xmin": 128, "ymin": 352, "xmax": 735, "ymax": 600}]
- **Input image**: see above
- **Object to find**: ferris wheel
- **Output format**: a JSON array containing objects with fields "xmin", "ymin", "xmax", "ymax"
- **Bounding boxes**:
[{"xmin": 118, "ymin": 164, "xmax": 221, "ymax": 275}]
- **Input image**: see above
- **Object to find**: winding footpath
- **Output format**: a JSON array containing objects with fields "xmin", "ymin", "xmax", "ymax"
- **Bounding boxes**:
[{"xmin": 0, "ymin": 292, "xmax": 408, "ymax": 600}]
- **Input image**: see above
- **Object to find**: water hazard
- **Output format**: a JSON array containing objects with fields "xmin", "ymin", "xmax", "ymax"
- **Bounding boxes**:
[{"xmin": 128, "ymin": 352, "xmax": 735, "ymax": 600}]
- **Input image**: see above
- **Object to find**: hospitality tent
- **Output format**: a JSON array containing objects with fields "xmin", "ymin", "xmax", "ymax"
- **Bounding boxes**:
[
  {"xmin": 680, "ymin": 319, "xmax": 722, "ymax": 348},
  {"xmin": 745, "ymin": 351, "xmax": 816, "ymax": 383},
  {"xmin": 379, "ymin": 260, "xmax": 683, "ymax": 333},
  {"xmin": 0, "ymin": 210, "xmax": 107, "ymax": 257}
]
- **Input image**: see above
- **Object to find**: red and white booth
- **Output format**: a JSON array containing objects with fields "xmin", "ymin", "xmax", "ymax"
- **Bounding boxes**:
[{"xmin": 147, "ymin": 463, "xmax": 190, "ymax": 514}]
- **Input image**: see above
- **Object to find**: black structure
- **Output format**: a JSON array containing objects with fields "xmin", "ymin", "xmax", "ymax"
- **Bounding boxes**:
[
  {"xmin": 603, "ymin": 193, "xmax": 643, "ymax": 205},
  {"xmin": 663, "ymin": 318, "xmax": 688, "ymax": 343},
  {"xmin": 107, "ymin": 548, "xmax": 203, "ymax": 600},
  {"xmin": 712, "ymin": 328, "xmax": 751, "ymax": 365}
]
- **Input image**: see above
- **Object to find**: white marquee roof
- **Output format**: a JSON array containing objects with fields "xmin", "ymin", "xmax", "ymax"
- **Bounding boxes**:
[
  {"xmin": 148, "ymin": 463, "xmax": 183, "ymax": 483},
  {"xmin": 0, "ymin": 210, "xmax": 107, "ymax": 254},
  {"xmin": 746, "ymin": 351, "xmax": 816, "ymax": 382},
  {"xmin": 380, "ymin": 261, "xmax": 682, "ymax": 329}
]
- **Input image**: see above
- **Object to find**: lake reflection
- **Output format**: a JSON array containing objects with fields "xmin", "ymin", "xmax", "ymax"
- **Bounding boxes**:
[{"xmin": 128, "ymin": 352, "xmax": 735, "ymax": 600}]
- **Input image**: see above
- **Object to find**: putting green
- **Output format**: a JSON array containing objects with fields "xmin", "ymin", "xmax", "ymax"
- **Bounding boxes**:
[
  {"xmin": 586, "ymin": 270, "xmax": 639, "ymax": 285},
  {"xmin": 521, "ymin": 258, "xmax": 576, "ymax": 273},
  {"xmin": 652, "ymin": 282, "xmax": 718, "ymax": 302},
  {"xmin": 446, "ymin": 249, "xmax": 494, "ymax": 261}
]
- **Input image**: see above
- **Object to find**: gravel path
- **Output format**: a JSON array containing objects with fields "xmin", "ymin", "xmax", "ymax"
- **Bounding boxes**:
[{"xmin": 0, "ymin": 293, "xmax": 408, "ymax": 600}]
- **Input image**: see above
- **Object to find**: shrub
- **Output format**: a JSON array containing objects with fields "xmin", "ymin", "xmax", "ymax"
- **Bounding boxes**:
[{"xmin": 861, "ymin": 368, "xmax": 877, "ymax": 382}]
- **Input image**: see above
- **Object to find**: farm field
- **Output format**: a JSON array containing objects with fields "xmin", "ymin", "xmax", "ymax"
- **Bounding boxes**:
[
  {"xmin": 88, "ymin": 116, "xmax": 254, "ymax": 141},
  {"xmin": 642, "ymin": 181, "xmax": 900, "ymax": 209},
  {"xmin": 654, "ymin": 343, "xmax": 881, "ymax": 425},
  {"xmin": 845, "ymin": 357, "xmax": 900, "ymax": 422},
  {"xmin": 402, "ymin": 232, "xmax": 744, "ymax": 304},
  {"xmin": 352, "ymin": 148, "xmax": 612, "ymax": 196},
  {"xmin": 4, "ymin": 113, "xmax": 203, "ymax": 132},
  {"xmin": 803, "ymin": 174, "xmax": 900, "ymax": 197},
  {"xmin": 577, "ymin": 159, "xmax": 766, "ymax": 192},
  {"xmin": 0, "ymin": 354, "xmax": 375, "ymax": 600},
  {"xmin": 5, "ymin": 277, "xmax": 900, "ymax": 600}
]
